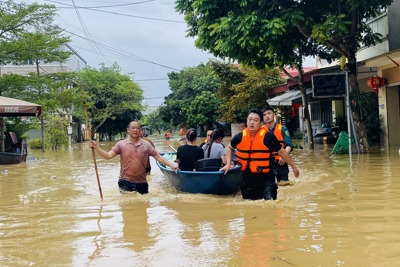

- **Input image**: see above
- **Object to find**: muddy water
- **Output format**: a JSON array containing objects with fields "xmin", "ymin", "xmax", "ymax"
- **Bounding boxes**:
[{"xmin": 1, "ymin": 136, "xmax": 400, "ymax": 267}]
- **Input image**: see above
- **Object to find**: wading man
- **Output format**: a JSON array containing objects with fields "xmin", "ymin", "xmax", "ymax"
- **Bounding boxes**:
[
  {"xmin": 221, "ymin": 109, "xmax": 299, "ymax": 200},
  {"xmin": 89, "ymin": 121, "xmax": 178, "ymax": 194},
  {"xmin": 262, "ymin": 106, "xmax": 294, "ymax": 185}
]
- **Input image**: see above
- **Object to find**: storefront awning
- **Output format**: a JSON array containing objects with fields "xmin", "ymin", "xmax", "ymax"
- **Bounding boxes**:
[
  {"xmin": 267, "ymin": 88, "xmax": 312, "ymax": 106},
  {"xmin": 0, "ymin": 96, "xmax": 42, "ymax": 117}
]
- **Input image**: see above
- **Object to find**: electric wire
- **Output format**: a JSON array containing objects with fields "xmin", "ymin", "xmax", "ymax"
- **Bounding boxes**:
[
  {"xmin": 70, "ymin": 0, "xmax": 108, "ymax": 64},
  {"xmin": 46, "ymin": 0, "xmax": 184, "ymax": 23}
]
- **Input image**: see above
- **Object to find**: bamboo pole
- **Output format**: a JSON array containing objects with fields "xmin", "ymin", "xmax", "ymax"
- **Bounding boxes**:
[{"xmin": 81, "ymin": 84, "xmax": 103, "ymax": 200}]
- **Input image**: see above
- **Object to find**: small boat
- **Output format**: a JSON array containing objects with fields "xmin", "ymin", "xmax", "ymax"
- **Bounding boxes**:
[
  {"xmin": 0, "ymin": 141, "xmax": 28, "ymax": 165},
  {"xmin": 0, "ymin": 151, "xmax": 27, "ymax": 164},
  {"xmin": 156, "ymin": 153, "xmax": 242, "ymax": 195}
]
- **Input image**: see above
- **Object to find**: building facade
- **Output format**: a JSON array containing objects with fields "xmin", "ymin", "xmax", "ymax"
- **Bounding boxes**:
[
  {"xmin": 0, "ymin": 44, "xmax": 86, "ymax": 75},
  {"xmin": 268, "ymin": 1, "xmax": 400, "ymax": 148}
]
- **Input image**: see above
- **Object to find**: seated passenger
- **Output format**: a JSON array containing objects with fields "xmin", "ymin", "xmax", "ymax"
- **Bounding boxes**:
[
  {"xmin": 176, "ymin": 128, "xmax": 204, "ymax": 171},
  {"xmin": 202, "ymin": 128, "xmax": 226, "ymax": 165},
  {"xmin": 199, "ymin": 129, "xmax": 213, "ymax": 148}
]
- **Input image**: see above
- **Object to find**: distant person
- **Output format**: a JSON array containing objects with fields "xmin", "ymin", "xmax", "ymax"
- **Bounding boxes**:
[
  {"xmin": 165, "ymin": 131, "xmax": 171, "ymax": 146},
  {"xmin": 180, "ymin": 127, "xmax": 186, "ymax": 136},
  {"xmin": 202, "ymin": 128, "xmax": 227, "ymax": 165},
  {"xmin": 141, "ymin": 134, "xmax": 155, "ymax": 175},
  {"xmin": 199, "ymin": 129, "xmax": 213, "ymax": 148},
  {"xmin": 176, "ymin": 128, "xmax": 204, "ymax": 171},
  {"xmin": 165, "ymin": 131, "xmax": 171, "ymax": 140},
  {"xmin": 221, "ymin": 108, "xmax": 299, "ymax": 200},
  {"xmin": 89, "ymin": 121, "xmax": 178, "ymax": 194},
  {"xmin": 262, "ymin": 106, "xmax": 294, "ymax": 185}
]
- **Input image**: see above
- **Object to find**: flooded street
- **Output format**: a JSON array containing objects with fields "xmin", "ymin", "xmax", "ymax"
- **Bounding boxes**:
[{"xmin": 1, "ymin": 136, "xmax": 400, "ymax": 267}]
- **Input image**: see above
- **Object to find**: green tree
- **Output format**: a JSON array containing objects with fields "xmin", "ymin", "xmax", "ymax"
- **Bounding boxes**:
[
  {"xmin": 209, "ymin": 61, "xmax": 283, "ymax": 123},
  {"xmin": 141, "ymin": 107, "xmax": 170, "ymax": 134},
  {"xmin": 176, "ymin": 0, "xmax": 393, "ymax": 152},
  {"xmin": 163, "ymin": 63, "xmax": 221, "ymax": 128},
  {"xmin": 305, "ymin": 0, "xmax": 391, "ymax": 152},
  {"xmin": 11, "ymin": 31, "xmax": 72, "ymax": 75},
  {"xmin": 0, "ymin": 0, "xmax": 60, "ymax": 64},
  {"xmin": 0, "ymin": 72, "xmax": 82, "ymax": 150},
  {"xmin": 78, "ymin": 64, "xmax": 143, "ymax": 137},
  {"xmin": 45, "ymin": 116, "xmax": 69, "ymax": 150},
  {"xmin": 0, "ymin": 73, "xmax": 31, "ymax": 96},
  {"xmin": 96, "ymin": 110, "xmax": 142, "ymax": 141},
  {"xmin": 175, "ymin": 0, "xmax": 322, "ymax": 148},
  {"xmin": 1, "ymin": 0, "xmax": 73, "ymax": 151}
]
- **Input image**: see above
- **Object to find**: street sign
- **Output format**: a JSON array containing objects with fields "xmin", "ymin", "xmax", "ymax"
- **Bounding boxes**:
[{"xmin": 312, "ymin": 73, "xmax": 346, "ymax": 98}]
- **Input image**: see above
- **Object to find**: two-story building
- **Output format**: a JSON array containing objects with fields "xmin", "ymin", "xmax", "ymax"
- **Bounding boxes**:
[
  {"xmin": 267, "ymin": 1, "xmax": 400, "ymax": 149},
  {"xmin": 361, "ymin": 0, "xmax": 400, "ymax": 147}
]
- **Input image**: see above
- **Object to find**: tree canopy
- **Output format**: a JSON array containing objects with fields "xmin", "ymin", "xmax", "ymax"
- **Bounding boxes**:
[
  {"xmin": 176, "ymin": 0, "xmax": 394, "ymax": 151},
  {"xmin": 141, "ymin": 107, "xmax": 171, "ymax": 135},
  {"xmin": 209, "ymin": 60, "xmax": 283, "ymax": 123},
  {"xmin": 162, "ymin": 63, "xmax": 221, "ymax": 128},
  {"xmin": 78, "ymin": 63, "xmax": 143, "ymax": 136},
  {"xmin": 0, "ymin": 0, "xmax": 62, "ymax": 64}
]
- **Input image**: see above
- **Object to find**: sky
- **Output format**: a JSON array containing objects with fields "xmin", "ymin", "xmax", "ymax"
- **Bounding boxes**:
[
  {"xmin": 24, "ymin": 0, "xmax": 216, "ymax": 110},
  {"xmin": 22, "ymin": 0, "xmax": 315, "ymax": 112}
]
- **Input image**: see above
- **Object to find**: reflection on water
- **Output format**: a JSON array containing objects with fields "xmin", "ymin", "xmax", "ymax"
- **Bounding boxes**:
[{"xmin": 1, "ymin": 135, "xmax": 400, "ymax": 266}]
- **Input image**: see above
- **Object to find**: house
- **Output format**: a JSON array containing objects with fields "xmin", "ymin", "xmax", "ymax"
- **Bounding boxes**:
[
  {"xmin": 361, "ymin": 0, "xmax": 400, "ymax": 147},
  {"xmin": 268, "ymin": 1, "xmax": 400, "ymax": 148}
]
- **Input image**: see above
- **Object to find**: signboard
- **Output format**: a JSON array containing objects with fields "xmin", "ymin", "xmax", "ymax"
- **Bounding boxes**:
[{"xmin": 312, "ymin": 73, "xmax": 347, "ymax": 98}]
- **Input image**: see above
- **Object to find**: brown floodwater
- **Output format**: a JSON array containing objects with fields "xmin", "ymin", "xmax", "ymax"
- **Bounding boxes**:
[{"xmin": 1, "ymin": 135, "xmax": 400, "ymax": 267}]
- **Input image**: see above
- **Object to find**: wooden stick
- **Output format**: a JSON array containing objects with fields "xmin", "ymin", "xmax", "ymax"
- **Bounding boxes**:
[
  {"xmin": 80, "ymin": 84, "xmax": 103, "ymax": 200},
  {"xmin": 91, "ymin": 146, "xmax": 103, "ymax": 200},
  {"xmin": 169, "ymin": 145, "xmax": 177, "ymax": 152}
]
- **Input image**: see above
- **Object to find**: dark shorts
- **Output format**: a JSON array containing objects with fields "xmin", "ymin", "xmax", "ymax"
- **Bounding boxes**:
[
  {"xmin": 118, "ymin": 179, "xmax": 149, "ymax": 194},
  {"xmin": 240, "ymin": 171, "xmax": 277, "ymax": 200}
]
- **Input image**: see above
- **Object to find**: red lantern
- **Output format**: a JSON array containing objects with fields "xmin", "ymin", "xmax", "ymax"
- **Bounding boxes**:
[{"xmin": 367, "ymin": 76, "xmax": 385, "ymax": 95}]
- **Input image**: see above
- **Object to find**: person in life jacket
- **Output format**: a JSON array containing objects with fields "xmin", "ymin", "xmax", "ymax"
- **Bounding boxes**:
[
  {"xmin": 262, "ymin": 106, "xmax": 294, "ymax": 185},
  {"xmin": 221, "ymin": 108, "xmax": 299, "ymax": 200},
  {"xmin": 165, "ymin": 131, "xmax": 171, "ymax": 140}
]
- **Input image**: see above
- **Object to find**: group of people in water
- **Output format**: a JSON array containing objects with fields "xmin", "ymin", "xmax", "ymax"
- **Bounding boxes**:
[{"xmin": 89, "ymin": 106, "xmax": 300, "ymax": 201}]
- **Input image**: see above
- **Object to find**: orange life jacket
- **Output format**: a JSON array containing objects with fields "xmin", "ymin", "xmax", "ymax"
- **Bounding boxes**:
[
  {"xmin": 235, "ymin": 128, "xmax": 272, "ymax": 173},
  {"xmin": 264, "ymin": 124, "xmax": 284, "ymax": 160}
]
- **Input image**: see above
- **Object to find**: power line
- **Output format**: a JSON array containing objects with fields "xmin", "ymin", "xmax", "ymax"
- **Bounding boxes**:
[
  {"xmin": 48, "ymin": 0, "xmax": 158, "ymax": 9},
  {"xmin": 46, "ymin": 0, "xmax": 185, "ymax": 23},
  {"xmin": 71, "ymin": 0, "xmax": 108, "ymax": 63},
  {"xmin": 64, "ymin": 29, "xmax": 181, "ymax": 71}
]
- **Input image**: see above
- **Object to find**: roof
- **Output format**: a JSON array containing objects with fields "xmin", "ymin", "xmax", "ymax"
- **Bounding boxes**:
[
  {"xmin": 281, "ymin": 67, "xmax": 318, "ymax": 79},
  {"xmin": 269, "ymin": 67, "xmax": 319, "ymax": 96},
  {"xmin": 0, "ymin": 96, "xmax": 42, "ymax": 117},
  {"xmin": 267, "ymin": 88, "xmax": 312, "ymax": 106}
]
